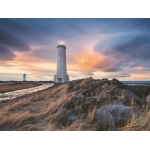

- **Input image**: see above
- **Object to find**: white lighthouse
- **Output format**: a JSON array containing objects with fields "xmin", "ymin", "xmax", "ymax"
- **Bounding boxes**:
[
  {"xmin": 23, "ymin": 73, "xmax": 26, "ymax": 82},
  {"xmin": 53, "ymin": 43, "xmax": 70, "ymax": 83}
]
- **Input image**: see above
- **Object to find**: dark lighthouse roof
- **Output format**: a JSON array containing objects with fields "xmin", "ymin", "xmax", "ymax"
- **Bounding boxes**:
[{"xmin": 57, "ymin": 43, "xmax": 66, "ymax": 49}]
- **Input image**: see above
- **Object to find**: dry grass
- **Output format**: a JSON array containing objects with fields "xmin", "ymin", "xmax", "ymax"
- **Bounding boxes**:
[
  {"xmin": 7, "ymin": 99, "xmax": 31, "ymax": 111},
  {"xmin": 0, "ymin": 82, "xmax": 149, "ymax": 131},
  {"xmin": 119, "ymin": 108, "xmax": 150, "ymax": 131},
  {"xmin": 0, "ymin": 83, "xmax": 40, "ymax": 93},
  {"xmin": 0, "ymin": 111, "xmax": 38, "ymax": 130}
]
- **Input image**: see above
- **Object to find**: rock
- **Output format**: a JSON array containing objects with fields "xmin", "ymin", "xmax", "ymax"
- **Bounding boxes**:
[
  {"xmin": 110, "ymin": 78, "xmax": 126, "ymax": 89},
  {"xmin": 98, "ymin": 97, "xmax": 107, "ymax": 103},
  {"xmin": 128, "ymin": 85, "xmax": 150, "ymax": 98},
  {"xmin": 74, "ymin": 105, "xmax": 86, "ymax": 114},
  {"xmin": 121, "ymin": 89, "xmax": 144, "ymax": 105},
  {"xmin": 78, "ymin": 93, "xmax": 85, "ymax": 98},
  {"xmin": 95, "ymin": 103, "xmax": 137, "ymax": 130},
  {"xmin": 82, "ymin": 90, "xmax": 89, "ymax": 96},
  {"xmin": 102, "ymin": 83, "xmax": 109, "ymax": 89},
  {"xmin": 59, "ymin": 111, "xmax": 79, "ymax": 126},
  {"xmin": 93, "ymin": 87, "xmax": 101, "ymax": 96},
  {"xmin": 82, "ymin": 98, "xmax": 96, "ymax": 111},
  {"xmin": 97, "ymin": 87, "xmax": 114, "ymax": 103},
  {"xmin": 70, "ymin": 96, "xmax": 80, "ymax": 109},
  {"xmin": 119, "ymin": 97, "xmax": 129, "ymax": 105},
  {"xmin": 77, "ymin": 93, "xmax": 85, "ymax": 103},
  {"xmin": 85, "ymin": 98, "xmax": 96, "ymax": 105},
  {"xmin": 111, "ymin": 96, "xmax": 118, "ymax": 100},
  {"xmin": 86, "ymin": 92, "xmax": 91, "ymax": 97},
  {"xmin": 81, "ymin": 104, "xmax": 89, "ymax": 111},
  {"xmin": 75, "ymin": 85, "xmax": 80, "ymax": 91}
]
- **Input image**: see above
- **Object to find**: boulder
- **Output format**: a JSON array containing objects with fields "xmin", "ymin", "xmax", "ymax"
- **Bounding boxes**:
[
  {"xmin": 121, "ymin": 89, "xmax": 144, "ymax": 105},
  {"xmin": 59, "ymin": 111, "xmax": 79, "ymax": 126},
  {"xmin": 128, "ymin": 85, "xmax": 150, "ymax": 98},
  {"xmin": 95, "ymin": 103, "xmax": 137, "ymax": 130}
]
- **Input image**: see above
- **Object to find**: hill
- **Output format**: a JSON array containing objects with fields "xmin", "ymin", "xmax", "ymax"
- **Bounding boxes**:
[{"xmin": 0, "ymin": 77, "xmax": 149, "ymax": 131}]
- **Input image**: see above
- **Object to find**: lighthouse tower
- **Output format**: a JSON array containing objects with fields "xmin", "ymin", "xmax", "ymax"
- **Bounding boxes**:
[
  {"xmin": 53, "ymin": 43, "xmax": 70, "ymax": 83},
  {"xmin": 23, "ymin": 73, "xmax": 26, "ymax": 82}
]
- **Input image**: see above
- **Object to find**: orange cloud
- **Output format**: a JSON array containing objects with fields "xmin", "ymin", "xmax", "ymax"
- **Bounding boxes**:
[
  {"xmin": 130, "ymin": 73, "xmax": 150, "ymax": 80},
  {"xmin": 67, "ymin": 47, "xmax": 120, "ymax": 75},
  {"xmin": 135, "ymin": 66, "xmax": 146, "ymax": 71},
  {"xmin": 13, "ymin": 51, "xmax": 56, "ymax": 77}
]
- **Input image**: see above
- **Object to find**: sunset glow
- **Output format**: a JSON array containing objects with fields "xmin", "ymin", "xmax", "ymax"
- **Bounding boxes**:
[{"xmin": 0, "ymin": 18, "xmax": 150, "ymax": 81}]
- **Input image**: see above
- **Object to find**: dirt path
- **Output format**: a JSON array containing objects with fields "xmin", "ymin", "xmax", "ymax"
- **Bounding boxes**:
[{"xmin": 0, "ymin": 84, "xmax": 54, "ymax": 101}]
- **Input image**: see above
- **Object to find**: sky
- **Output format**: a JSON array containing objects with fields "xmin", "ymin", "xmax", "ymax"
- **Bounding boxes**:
[{"xmin": 0, "ymin": 18, "xmax": 150, "ymax": 81}]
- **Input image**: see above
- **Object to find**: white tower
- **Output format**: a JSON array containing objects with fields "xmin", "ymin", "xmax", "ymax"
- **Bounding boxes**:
[
  {"xmin": 53, "ymin": 43, "xmax": 70, "ymax": 83},
  {"xmin": 23, "ymin": 73, "xmax": 26, "ymax": 82}
]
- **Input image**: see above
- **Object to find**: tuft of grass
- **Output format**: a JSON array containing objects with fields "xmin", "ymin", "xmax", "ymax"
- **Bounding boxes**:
[
  {"xmin": 7, "ymin": 99, "xmax": 31, "ymax": 112},
  {"xmin": 0, "ymin": 111, "xmax": 38, "ymax": 130},
  {"xmin": 119, "ymin": 110, "xmax": 150, "ymax": 131}
]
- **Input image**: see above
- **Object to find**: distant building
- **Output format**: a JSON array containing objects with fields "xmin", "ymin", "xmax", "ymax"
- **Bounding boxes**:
[
  {"xmin": 23, "ymin": 73, "xmax": 26, "ymax": 81},
  {"xmin": 53, "ymin": 43, "xmax": 70, "ymax": 83}
]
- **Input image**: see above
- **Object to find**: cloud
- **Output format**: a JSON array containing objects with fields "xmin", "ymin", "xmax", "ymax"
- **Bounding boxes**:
[
  {"xmin": 0, "ymin": 28, "xmax": 31, "ymax": 52},
  {"xmin": 0, "ymin": 45, "xmax": 15, "ymax": 60},
  {"xmin": 67, "ymin": 48, "xmax": 124, "ymax": 76},
  {"xmin": 94, "ymin": 33, "xmax": 150, "ymax": 75},
  {"xmin": 112, "ymin": 35, "xmax": 150, "ymax": 59}
]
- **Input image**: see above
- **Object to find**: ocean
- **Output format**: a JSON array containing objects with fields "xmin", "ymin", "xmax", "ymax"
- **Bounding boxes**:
[{"xmin": 121, "ymin": 81, "xmax": 150, "ymax": 86}]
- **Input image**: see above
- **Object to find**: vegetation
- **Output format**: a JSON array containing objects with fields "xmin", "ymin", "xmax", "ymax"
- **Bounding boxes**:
[{"xmin": 0, "ymin": 79, "xmax": 149, "ymax": 131}]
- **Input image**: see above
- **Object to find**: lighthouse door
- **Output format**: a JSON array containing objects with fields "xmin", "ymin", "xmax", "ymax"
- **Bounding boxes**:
[{"xmin": 58, "ymin": 78, "xmax": 62, "ymax": 83}]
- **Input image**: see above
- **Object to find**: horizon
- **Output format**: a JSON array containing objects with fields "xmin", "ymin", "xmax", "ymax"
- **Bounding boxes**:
[{"xmin": 0, "ymin": 18, "xmax": 150, "ymax": 81}]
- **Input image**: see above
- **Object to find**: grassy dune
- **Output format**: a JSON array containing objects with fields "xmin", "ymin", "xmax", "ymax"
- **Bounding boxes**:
[
  {"xmin": 0, "ymin": 83, "xmax": 41, "ymax": 93},
  {"xmin": 0, "ymin": 80, "xmax": 149, "ymax": 131}
]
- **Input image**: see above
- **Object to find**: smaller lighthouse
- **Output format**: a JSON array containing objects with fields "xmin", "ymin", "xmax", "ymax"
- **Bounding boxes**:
[{"xmin": 23, "ymin": 73, "xmax": 26, "ymax": 82}]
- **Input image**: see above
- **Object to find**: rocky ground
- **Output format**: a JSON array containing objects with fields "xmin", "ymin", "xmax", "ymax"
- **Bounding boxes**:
[
  {"xmin": 0, "ymin": 77, "xmax": 150, "ymax": 131},
  {"xmin": 64, "ymin": 78, "xmax": 150, "ymax": 130}
]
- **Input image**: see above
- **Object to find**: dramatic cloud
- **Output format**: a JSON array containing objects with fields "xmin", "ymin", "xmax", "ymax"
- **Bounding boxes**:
[
  {"xmin": 112, "ymin": 35, "xmax": 150, "ymax": 59},
  {"xmin": 0, "ymin": 18, "xmax": 150, "ymax": 81},
  {"xmin": 0, "ymin": 45, "xmax": 15, "ymax": 60},
  {"xmin": 0, "ymin": 28, "xmax": 31, "ymax": 51}
]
